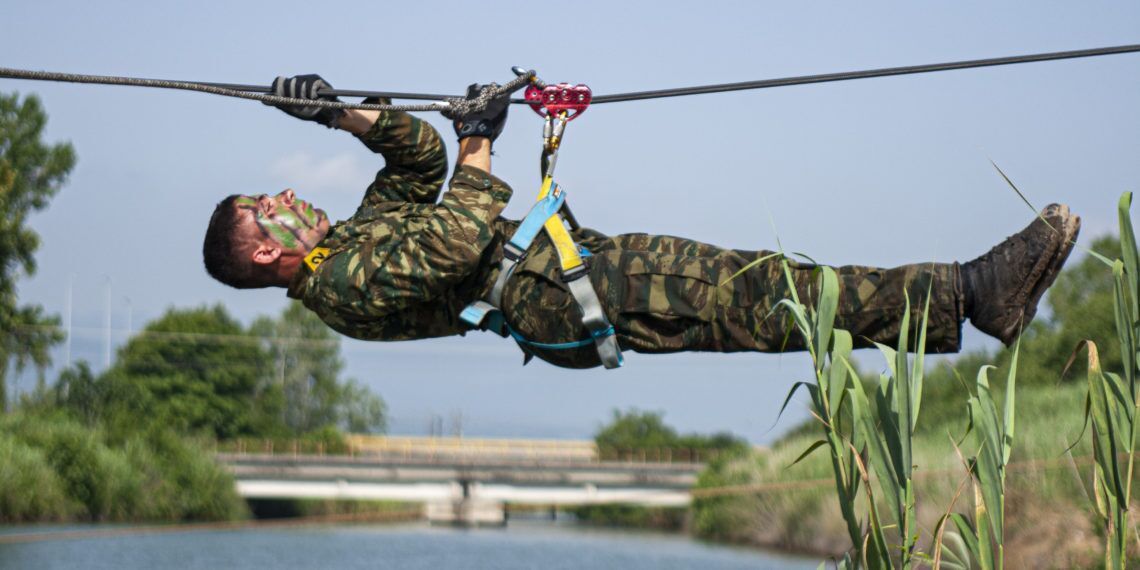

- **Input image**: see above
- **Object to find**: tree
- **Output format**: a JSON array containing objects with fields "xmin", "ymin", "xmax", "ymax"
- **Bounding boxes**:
[
  {"xmin": 107, "ymin": 305, "xmax": 274, "ymax": 438},
  {"xmin": 250, "ymin": 301, "xmax": 386, "ymax": 434},
  {"xmin": 595, "ymin": 409, "xmax": 680, "ymax": 451},
  {"xmin": 339, "ymin": 379, "xmax": 387, "ymax": 434},
  {"xmin": 0, "ymin": 93, "xmax": 75, "ymax": 410},
  {"xmin": 51, "ymin": 361, "xmax": 100, "ymax": 426},
  {"xmin": 50, "ymin": 301, "xmax": 385, "ymax": 440},
  {"xmin": 595, "ymin": 408, "xmax": 747, "ymax": 456}
]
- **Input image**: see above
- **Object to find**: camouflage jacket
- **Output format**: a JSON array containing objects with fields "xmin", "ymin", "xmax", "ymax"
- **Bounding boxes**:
[{"xmin": 286, "ymin": 109, "xmax": 515, "ymax": 341}]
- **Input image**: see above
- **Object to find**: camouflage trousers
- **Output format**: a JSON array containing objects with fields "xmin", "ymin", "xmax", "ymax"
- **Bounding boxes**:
[{"xmin": 498, "ymin": 230, "xmax": 963, "ymax": 369}]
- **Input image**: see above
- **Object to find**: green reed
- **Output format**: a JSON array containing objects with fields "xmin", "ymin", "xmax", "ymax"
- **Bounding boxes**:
[
  {"xmin": 776, "ymin": 260, "xmax": 933, "ymax": 569},
  {"xmin": 933, "ymin": 344, "xmax": 1019, "ymax": 570},
  {"xmin": 1073, "ymin": 192, "xmax": 1140, "ymax": 570}
]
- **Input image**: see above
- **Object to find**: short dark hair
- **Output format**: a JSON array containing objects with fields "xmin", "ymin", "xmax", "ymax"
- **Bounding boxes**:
[{"xmin": 203, "ymin": 195, "xmax": 263, "ymax": 289}]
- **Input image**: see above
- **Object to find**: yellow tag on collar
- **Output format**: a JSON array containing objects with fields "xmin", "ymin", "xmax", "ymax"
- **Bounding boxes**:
[{"xmin": 303, "ymin": 247, "xmax": 331, "ymax": 272}]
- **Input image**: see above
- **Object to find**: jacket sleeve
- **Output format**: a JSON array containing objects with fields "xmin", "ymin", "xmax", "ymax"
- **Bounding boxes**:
[
  {"xmin": 355, "ymin": 102, "xmax": 449, "ymax": 205},
  {"xmin": 331, "ymin": 166, "xmax": 513, "ymax": 322}
]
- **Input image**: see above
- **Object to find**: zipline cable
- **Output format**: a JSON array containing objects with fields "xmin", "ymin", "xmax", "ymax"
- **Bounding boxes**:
[
  {"xmin": 0, "ymin": 43, "xmax": 1138, "ymax": 112},
  {"xmin": 0, "ymin": 67, "xmax": 534, "ymax": 116},
  {"xmin": 155, "ymin": 42, "xmax": 1140, "ymax": 104},
  {"xmin": 591, "ymin": 42, "xmax": 1140, "ymax": 103}
]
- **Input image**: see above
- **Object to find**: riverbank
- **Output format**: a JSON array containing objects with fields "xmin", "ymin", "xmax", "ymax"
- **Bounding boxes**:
[{"xmin": 692, "ymin": 382, "xmax": 1105, "ymax": 568}]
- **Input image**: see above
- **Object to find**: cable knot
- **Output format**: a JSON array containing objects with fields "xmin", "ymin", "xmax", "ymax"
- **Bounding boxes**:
[{"xmin": 442, "ymin": 83, "xmax": 504, "ymax": 120}]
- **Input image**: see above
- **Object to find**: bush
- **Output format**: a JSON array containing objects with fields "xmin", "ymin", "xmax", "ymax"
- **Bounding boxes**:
[
  {"xmin": 0, "ymin": 412, "xmax": 246, "ymax": 522},
  {"xmin": 569, "ymin": 504, "xmax": 687, "ymax": 530},
  {"xmin": 0, "ymin": 432, "xmax": 78, "ymax": 521}
]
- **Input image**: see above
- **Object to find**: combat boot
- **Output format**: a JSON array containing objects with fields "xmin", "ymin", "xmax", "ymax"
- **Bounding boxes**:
[{"xmin": 961, "ymin": 203, "xmax": 1081, "ymax": 346}]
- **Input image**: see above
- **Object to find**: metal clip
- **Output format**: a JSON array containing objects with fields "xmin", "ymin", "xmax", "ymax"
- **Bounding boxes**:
[
  {"xmin": 548, "ymin": 112, "xmax": 568, "ymax": 152},
  {"xmin": 542, "ymin": 115, "xmax": 554, "ymax": 151}
]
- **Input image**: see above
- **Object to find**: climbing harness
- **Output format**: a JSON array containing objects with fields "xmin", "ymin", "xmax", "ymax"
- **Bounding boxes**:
[
  {"xmin": 2, "ymin": 43, "xmax": 1139, "ymax": 112},
  {"xmin": 460, "ymin": 72, "xmax": 623, "ymax": 369}
]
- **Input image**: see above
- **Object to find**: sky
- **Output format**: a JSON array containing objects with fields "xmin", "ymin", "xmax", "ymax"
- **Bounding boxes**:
[{"xmin": 2, "ymin": 1, "xmax": 1138, "ymax": 444}]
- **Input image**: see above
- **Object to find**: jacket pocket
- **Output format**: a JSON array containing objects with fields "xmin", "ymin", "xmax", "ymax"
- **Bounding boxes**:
[{"xmin": 606, "ymin": 252, "xmax": 718, "ymax": 321}]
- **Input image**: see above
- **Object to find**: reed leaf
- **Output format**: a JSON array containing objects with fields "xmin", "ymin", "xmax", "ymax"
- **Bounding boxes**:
[
  {"xmin": 1001, "ymin": 343, "xmax": 1019, "ymax": 469},
  {"xmin": 911, "ymin": 290, "xmax": 932, "ymax": 432},
  {"xmin": 774, "ymin": 299, "xmax": 813, "ymax": 351},
  {"xmin": 790, "ymin": 440, "xmax": 829, "ymax": 467},
  {"xmin": 815, "ymin": 267, "xmax": 840, "ymax": 372},
  {"xmin": 894, "ymin": 295, "xmax": 914, "ymax": 484},
  {"xmin": 937, "ymin": 526, "xmax": 974, "ymax": 570},
  {"xmin": 827, "ymin": 331, "xmax": 854, "ymax": 424},
  {"xmin": 851, "ymin": 379, "xmax": 904, "ymax": 542},
  {"xmin": 988, "ymin": 160, "xmax": 1038, "ymax": 224},
  {"xmin": 1117, "ymin": 192, "xmax": 1139, "ymax": 324},
  {"xmin": 1111, "ymin": 261, "xmax": 1136, "ymax": 397},
  {"xmin": 1084, "ymin": 341, "xmax": 1127, "ymax": 507},
  {"xmin": 950, "ymin": 514, "xmax": 982, "ymax": 570},
  {"xmin": 717, "ymin": 251, "xmax": 783, "ymax": 287},
  {"xmin": 776, "ymin": 382, "xmax": 821, "ymax": 427},
  {"xmin": 968, "ymin": 367, "xmax": 1004, "ymax": 553}
]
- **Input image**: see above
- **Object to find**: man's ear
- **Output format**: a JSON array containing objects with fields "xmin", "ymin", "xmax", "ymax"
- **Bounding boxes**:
[{"xmin": 250, "ymin": 244, "xmax": 282, "ymax": 266}]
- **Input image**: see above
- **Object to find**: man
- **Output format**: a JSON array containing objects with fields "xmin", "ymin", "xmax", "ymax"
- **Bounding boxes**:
[{"xmin": 203, "ymin": 75, "xmax": 1080, "ymax": 369}]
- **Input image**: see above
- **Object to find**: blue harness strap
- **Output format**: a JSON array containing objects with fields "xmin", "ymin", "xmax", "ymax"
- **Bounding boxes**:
[{"xmin": 508, "ymin": 189, "xmax": 565, "ymax": 256}]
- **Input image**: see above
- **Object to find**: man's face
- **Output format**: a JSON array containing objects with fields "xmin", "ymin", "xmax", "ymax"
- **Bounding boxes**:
[{"xmin": 234, "ymin": 189, "xmax": 329, "ymax": 251}]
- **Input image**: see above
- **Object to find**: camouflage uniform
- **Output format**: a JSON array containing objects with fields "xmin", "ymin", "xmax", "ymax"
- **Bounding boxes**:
[{"xmin": 288, "ymin": 109, "xmax": 963, "ymax": 369}]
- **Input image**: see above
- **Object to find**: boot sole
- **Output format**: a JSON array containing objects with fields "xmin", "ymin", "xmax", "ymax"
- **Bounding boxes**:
[{"xmin": 998, "ymin": 205, "xmax": 1082, "ymax": 345}]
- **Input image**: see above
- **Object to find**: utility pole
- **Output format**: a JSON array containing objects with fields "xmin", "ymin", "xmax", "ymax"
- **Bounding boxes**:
[
  {"xmin": 64, "ymin": 274, "xmax": 74, "ymax": 368},
  {"xmin": 102, "ymin": 275, "xmax": 112, "ymax": 369}
]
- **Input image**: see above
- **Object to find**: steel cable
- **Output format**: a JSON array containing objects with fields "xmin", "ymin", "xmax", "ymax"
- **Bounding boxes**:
[
  {"xmin": 0, "ymin": 67, "xmax": 534, "ymax": 116},
  {"xmin": 1, "ymin": 44, "xmax": 1138, "ymax": 113},
  {"xmin": 590, "ymin": 43, "xmax": 1140, "ymax": 103}
]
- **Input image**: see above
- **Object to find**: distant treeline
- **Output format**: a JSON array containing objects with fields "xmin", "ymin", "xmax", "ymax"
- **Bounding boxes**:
[{"xmin": 2, "ymin": 302, "xmax": 388, "ymax": 523}]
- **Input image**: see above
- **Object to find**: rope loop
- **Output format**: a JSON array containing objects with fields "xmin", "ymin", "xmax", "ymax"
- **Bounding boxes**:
[{"xmin": 442, "ymin": 73, "xmax": 534, "ymax": 120}]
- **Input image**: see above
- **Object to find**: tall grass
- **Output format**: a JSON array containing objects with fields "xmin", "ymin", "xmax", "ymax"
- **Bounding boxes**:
[
  {"xmin": 1074, "ymin": 192, "xmax": 1140, "ymax": 569},
  {"xmin": 773, "ymin": 253, "xmax": 1021, "ymax": 569},
  {"xmin": 773, "ymin": 263, "xmax": 868, "ymax": 568},
  {"xmin": 935, "ymin": 346, "xmax": 1019, "ymax": 570},
  {"xmin": 775, "ymin": 260, "xmax": 939, "ymax": 569}
]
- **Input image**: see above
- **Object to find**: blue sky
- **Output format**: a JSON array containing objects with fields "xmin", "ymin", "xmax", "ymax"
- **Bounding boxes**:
[{"xmin": 2, "ymin": 1, "xmax": 1138, "ymax": 443}]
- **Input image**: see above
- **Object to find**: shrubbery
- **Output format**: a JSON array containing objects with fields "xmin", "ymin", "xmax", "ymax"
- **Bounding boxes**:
[
  {"xmin": 593, "ymin": 408, "xmax": 749, "ymax": 460},
  {"xmin": 0, "ymin": 412, "xmax": 245, "ymax": 522}
]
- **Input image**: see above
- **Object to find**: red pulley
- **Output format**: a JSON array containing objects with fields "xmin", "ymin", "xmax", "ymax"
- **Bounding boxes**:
[{"xmin": 525, "ymin": 83, "xmax": 592, "ymax": 121}]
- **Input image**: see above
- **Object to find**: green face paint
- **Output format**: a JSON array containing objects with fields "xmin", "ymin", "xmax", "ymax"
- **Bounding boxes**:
[{"xmin": 235, "ymin": 192, "xmax": 325, "ymax": 250}]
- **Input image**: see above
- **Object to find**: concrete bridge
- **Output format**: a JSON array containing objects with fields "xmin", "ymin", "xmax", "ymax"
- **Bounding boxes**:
[{"xmin": 217, "ymin": 436, "xmax": 709, "ymax": 526}]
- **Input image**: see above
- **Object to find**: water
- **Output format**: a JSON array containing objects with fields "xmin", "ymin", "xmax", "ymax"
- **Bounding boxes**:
[{"xmin": 0, "ymin": 519, "xmax": 818, "ymax": 569}]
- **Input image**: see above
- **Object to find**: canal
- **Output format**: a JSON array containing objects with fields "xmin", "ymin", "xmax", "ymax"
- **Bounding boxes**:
[{"xmin": 1, "ymin": 518, "xmax": 819, "ymax": 569}]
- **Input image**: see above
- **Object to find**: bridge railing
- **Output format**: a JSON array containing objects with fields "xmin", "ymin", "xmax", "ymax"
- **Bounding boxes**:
[{"xmin": 213, "ymin": 436, "xmax": 723, "ymax": 464}]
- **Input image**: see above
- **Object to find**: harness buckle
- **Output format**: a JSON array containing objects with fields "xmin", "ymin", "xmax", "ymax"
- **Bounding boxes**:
[
  {"xmin": 561, "ymin": 264, "xmax": 590, "ymax": 284},
  {"xmin": 502, "ymin": 242, "xmax": 526, "ymax": 263}
]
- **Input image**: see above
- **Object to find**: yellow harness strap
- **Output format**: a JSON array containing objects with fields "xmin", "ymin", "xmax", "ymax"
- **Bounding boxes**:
[{"xmin": 535, "ymin": 176, "xmax": 584, "ymax": 271}]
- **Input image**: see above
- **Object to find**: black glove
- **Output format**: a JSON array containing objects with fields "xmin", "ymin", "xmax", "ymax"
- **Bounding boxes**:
[
  {"xmin": 268, "ymin": 74, "xmax": 344, "ymax": 128},
  {"xmin": 453, "ymin": 83, "xmax": 510, "ymax": 142}
]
